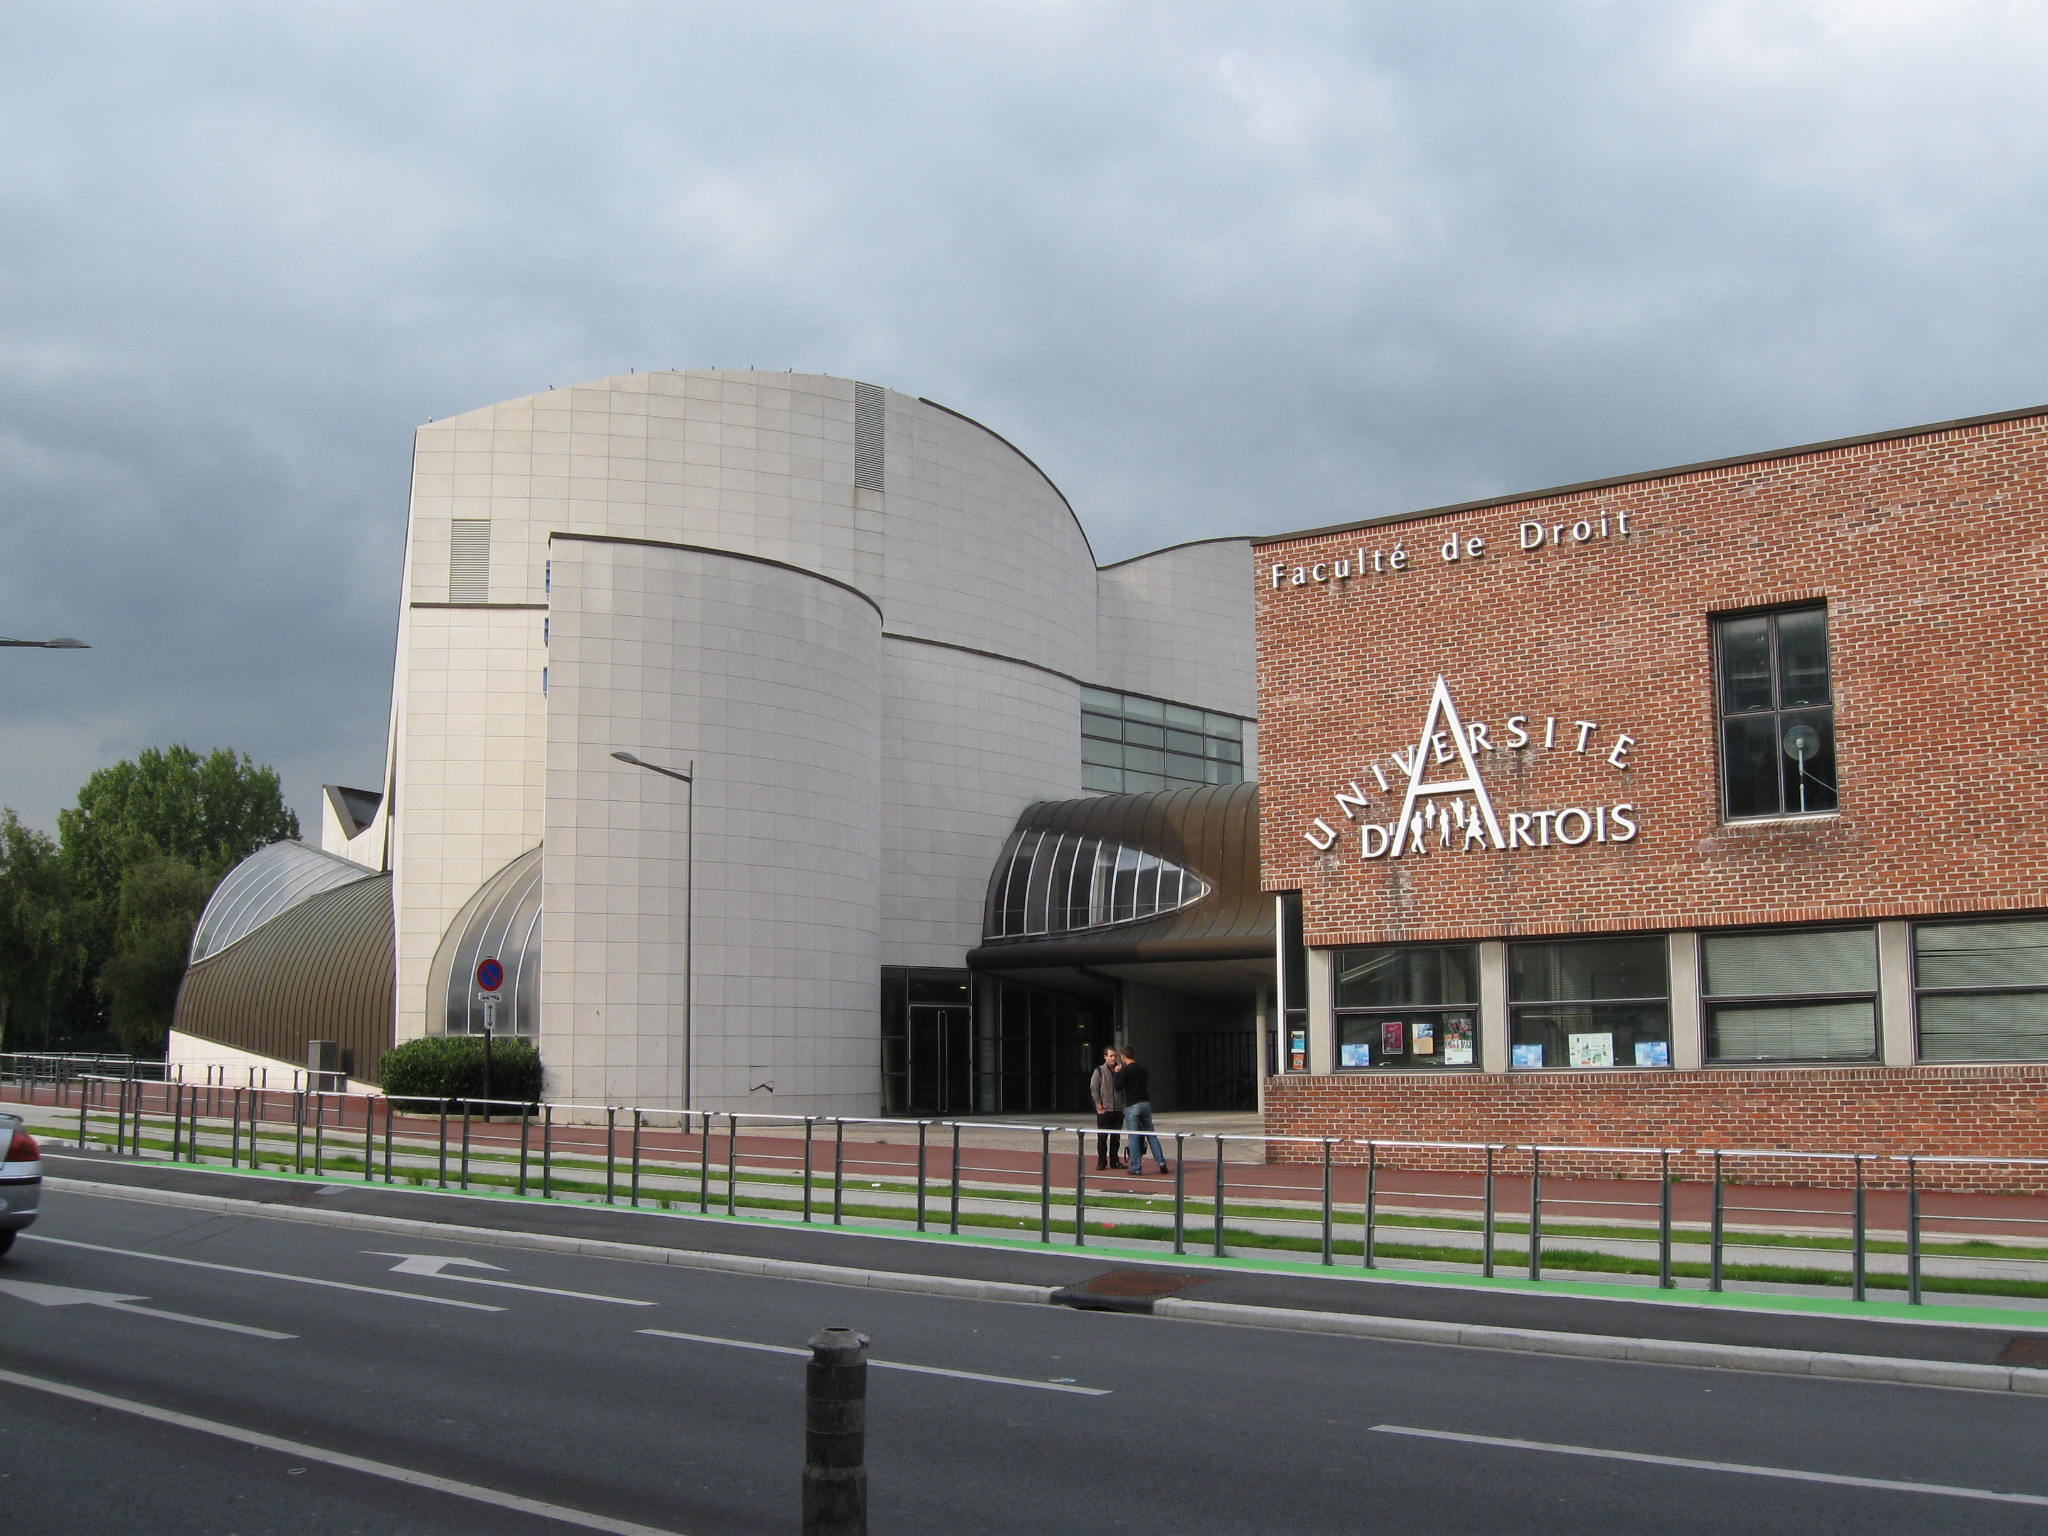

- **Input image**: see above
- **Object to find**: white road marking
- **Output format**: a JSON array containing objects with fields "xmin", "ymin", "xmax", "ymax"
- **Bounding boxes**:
[
  {"xmin": 637, "ymin": 1329, "xmax": 1112, "ymax": 1395},
  {"xmin": 368, "ymin": 1251, "xmax": 655, "ymax": 1305},
  {"xmin": 0, "ymin": 1365, "xmax": 692, "ymax": 1536},
  {"xmin": 26, "ymin": 1235, "xmax": 505, "ymax": 1311},
  {"xmin": 0, "ymin": 1279, "xmax": 294, "ymax": 1339},
  {"xmin": 1372, "ymin": 1425, "xmax": 2048, "ymax": 1509}
]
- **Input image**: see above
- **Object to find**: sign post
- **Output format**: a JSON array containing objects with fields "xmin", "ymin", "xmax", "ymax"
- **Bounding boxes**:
[{"xmin": 475, "ymin": 958, "xmax": 504, "ymax": 1115}]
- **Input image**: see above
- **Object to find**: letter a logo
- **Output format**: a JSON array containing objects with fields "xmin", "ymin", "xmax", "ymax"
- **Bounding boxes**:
[{"xmin": 1390, "ymin": 678, "xmax": 1505, "ymax": 856}]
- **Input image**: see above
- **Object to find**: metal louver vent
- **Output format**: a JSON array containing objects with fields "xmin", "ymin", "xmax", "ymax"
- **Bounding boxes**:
[
  {"xmin": 449, "ymin": 519, "xmax": 491, "ymax": 603},
  {"xmin": 853, "ymin": 382, "xmax": 885, "ymax": 491}
]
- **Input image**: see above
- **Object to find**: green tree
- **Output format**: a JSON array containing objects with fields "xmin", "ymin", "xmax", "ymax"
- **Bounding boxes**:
[
  {"xmin": 0, "ymin": 811, "xmax": 84, "ymax": 1053},
  {"xmin": 57, "ymin": 746, "xmax": 300, "ymax": 1055}
]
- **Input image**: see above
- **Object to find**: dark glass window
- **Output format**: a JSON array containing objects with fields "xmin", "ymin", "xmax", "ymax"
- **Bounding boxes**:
[
  {"xmin": 1277, "ymin": 893, "xmax": 1307, "ymax": 1073},
  {"xmin": 1716, "ymin": 605, "xmax": 1836, "ymax": 818},
  {"xmin": 1703, "ymin": 926, "xmax": 1877, "ymax": 1062},
  {"xmin": 1334, "ymin": 944, "xmax": 1478, "ymax": 1069},
  {"xmin": 1509, "ymin": 937, "xmax": 1670, "ymax": 1069},
  {"xmin": 1077, "ymin": 686, "xmax": 1246, "ymax": 794},
  {"xmin": 1916, "ymin": 918, "xmax": 2048, "ymax": 1062}
]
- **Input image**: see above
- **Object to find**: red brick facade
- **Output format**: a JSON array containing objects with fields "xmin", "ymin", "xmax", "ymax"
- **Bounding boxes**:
[
  {"xmin": 1253, "ymin": 407, "xmax": 2048, "ymax": 1174},
  {"xmin": 1264, "ymin": 1067, "xmax": 2048, "ymax": 1193}
]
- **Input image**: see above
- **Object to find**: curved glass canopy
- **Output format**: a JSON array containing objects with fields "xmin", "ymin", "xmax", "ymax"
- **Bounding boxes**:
[
  {"xmin": 983, "ymin": 827, "xmax": 1209, "ymax": 940},
  {"xmin": 190, "ymin": 841, "xmax": 380, "ymax": 963},
  {"xmin": 432, "ymin": 847, "xmax": 542, "ymax": 1040}
]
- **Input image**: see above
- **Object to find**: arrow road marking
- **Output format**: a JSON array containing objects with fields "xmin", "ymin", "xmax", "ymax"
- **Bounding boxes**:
[
  {"xmin": 368, "ymin": 1253, "xmax": 656, "ymax": 1306},
  {"xmin": 28, "ymin": 1235, "xmax": 504, "ymax": 1311},
  {"xmin": 0, "ymin": 1278, "xmax": 294, "ymax": 1340},
  {"xmin": 637, "ymin": 1329, "xmax": 1112, "ymax": 1395},
  {"xmin": 1371, "ymin": 1425, "xmax": 2048, "ymax": 1509}
]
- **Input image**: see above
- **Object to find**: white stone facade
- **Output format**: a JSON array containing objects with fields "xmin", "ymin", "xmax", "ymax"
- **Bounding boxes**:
[{"xmin": 370, "ymin": 371, "xmax": 1253, "ymax": 1113}]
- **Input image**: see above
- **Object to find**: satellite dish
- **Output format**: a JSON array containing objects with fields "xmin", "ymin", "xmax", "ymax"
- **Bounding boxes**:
[{"xmin": 1782, "ymin": 723, "xmax": 1821, "ymax": 763}]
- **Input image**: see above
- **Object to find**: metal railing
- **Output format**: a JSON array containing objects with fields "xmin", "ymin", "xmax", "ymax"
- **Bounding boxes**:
[{"xmin": 11, "ymin": 1073, "xmax": 2048, "ymax": 1310}]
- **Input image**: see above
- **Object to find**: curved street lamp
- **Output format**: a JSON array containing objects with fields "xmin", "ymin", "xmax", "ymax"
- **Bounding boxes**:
[{"xmin": 611, "ymin": 750, "xmax": 697, "ymax": 1110}]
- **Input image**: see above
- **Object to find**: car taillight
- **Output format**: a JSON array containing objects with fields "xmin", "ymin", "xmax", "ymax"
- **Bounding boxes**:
[{"xmin": 6, "ymin": 1128, "xmax": 38, "ymax": 1162}]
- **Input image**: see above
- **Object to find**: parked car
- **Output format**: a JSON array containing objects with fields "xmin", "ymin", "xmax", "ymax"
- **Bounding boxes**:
[{"xmin": 0, "ymin": 1112, "xmax": 41, "ymax": 1256}]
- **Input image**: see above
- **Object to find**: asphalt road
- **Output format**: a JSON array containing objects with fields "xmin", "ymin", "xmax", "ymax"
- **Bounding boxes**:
[{"xmin": 3, "ymin": 1189, "xmax": 2046, "ymax": 1535}]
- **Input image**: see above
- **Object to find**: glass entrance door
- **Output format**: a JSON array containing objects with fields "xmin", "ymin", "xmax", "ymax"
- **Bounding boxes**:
[{"xmin": 907, "ymin": 1004, "xmax": 972, "ymax": 1115}]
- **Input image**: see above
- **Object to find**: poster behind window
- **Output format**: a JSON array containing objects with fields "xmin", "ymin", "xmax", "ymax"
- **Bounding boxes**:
[
  {"xmin": 1443, "ymin": 1017, "xmax": 1475, "ymax": 1065},
  {"xmin": 1512, "ymin": 1043, "xmax": 1544, "ymax": 1068},
  {"xmin": 1412, "ymin": 1019, "xmax": 1435, "ymax": 1056},
  {"xmin": 1288, "ymin": 1029, "xmax": 1308, "ymax": 1071},
  {"xmin": 1340, "ymin": 1041, "xmax": 1371, "ymax": 1068},
  {"xmin": 1381, "ymin": 1020, "xmax": 1405, "ymax": 1056},
  {"xmin": 1569, "ymin": 1032, "xmax": 1616, "ymax": 1068},
  {"xmin": 1634, "ymin": 1040, "xmax": 1670, "ymax": 1067}
]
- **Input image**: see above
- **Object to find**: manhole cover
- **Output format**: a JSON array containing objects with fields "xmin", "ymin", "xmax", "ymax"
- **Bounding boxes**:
[
  {"xmin": 1052, "ymin": 1268, "xmax": 1213, "ymax": 1313},
  {"xmin": 1997, "ymin": 1335, "xmax": 2048, "ymax": 1368}
]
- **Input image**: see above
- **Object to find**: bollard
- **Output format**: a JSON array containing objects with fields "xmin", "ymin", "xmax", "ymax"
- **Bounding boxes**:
[{"xmin": 803, "ymin": 1327, "xmax": 869, "ymax": 1536}]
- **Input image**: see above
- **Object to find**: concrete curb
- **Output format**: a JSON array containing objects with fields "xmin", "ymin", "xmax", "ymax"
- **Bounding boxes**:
[
  {"xmin": 1152, "ymin": 1297, "xmax": 2048, "ymax": 1395},
  {"xmin": 46, "ymin": 1176, "xmax": 2048, "ymax": 1395}
]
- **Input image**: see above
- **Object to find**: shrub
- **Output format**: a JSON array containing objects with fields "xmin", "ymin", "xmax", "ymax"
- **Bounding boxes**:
[{"xmin": 378, "ymin": 1035, "xmax": 542, "ymax": 1112}]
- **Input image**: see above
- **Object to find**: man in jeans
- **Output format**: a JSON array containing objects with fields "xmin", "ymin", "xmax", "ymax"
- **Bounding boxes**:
[{"xmin": 1115, "ymin": 1047, "xmax": 1169, "ymax": 1175}]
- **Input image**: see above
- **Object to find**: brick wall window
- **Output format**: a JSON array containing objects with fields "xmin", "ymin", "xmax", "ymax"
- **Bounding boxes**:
[
  {"xmin": 1508, "ymin": 936, "xmax": 1671, "ymax": 1069},
  {"xmin": 1715, "ymin": 603, "xmax": 1837, "ymax": 819},
  {"xmin": 1704, "ymin": 926, "xmax": 1877, "ymax": 1062},
  {"xmin": 1334, "ymin": 943, "xmax": 1479, "ymax": 1069},
  {"xmin": 1915, "ymin": 917, "xmax": 2048, "ymax": 1062},
  {"xmin": 1277, "ymin": 893, "xmax": 1308, "ymax": 1071}
]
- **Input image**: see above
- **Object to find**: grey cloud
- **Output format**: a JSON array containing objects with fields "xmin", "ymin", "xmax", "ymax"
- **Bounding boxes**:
[{"xmin": 4, "ymin": 1, "xmax": 2047, "ymax": 831}]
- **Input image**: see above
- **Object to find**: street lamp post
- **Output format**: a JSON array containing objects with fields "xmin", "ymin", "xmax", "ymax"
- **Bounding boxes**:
[
  {"xmin": 611, "ymin": 750, "xmax": 696, "ymax": 1110},
  {"xmin": 0, "ymin": 637, "xmax": 89, "ymax": 648}
]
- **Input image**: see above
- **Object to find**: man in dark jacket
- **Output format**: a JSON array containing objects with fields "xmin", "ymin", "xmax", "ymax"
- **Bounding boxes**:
[
  {"xmin": 1089, "ymin": 1046, "xmax": 1126, "ymax": 1169},
  {"xmin": 1115, "ymin": 1048, "xmax": 1169, "ymax": 1174}
]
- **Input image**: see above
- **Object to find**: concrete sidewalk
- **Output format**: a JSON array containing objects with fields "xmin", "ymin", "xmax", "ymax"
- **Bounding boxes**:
[{"xmin": 31, "ymin": 1144, "xmax": 2048, "ymax": 1398}]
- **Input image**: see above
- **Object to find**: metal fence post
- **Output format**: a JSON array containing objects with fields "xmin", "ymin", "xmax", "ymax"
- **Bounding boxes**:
[
  {"xmin": 630, "ymin": 1110, "xmax": 643, "ymax": 1208},
  {"xmin": 293, "ymin": 1090, "xmax": 306, "ymax": 1174},
  {"xmin": 362, "ymin": 1094, "xmax": 375, "ymax": 1180},
  {"xmin": 77, "ymin": 1079, "xmax": 90, "ymax": 1152},
  {"xmin": 458, "ymin": 1104, "xmax": 471, "ymax": 1189},
  {"xmin": 230, "ymin": 1086, "xmax": 243, "ymax": 1168},
  {"xmin": 1709, "ymin": 1150, "xmax": 1725, "ymax": 1292},
  {"xmin": 313, "ymin": 1097, "xmax": 327, "ymax": 1179},
  {"xmin": 725, "ymin": 1113, "xmax": 739, "ymax": 1218},
  {"xmin": 802, "ymin": 1328, "xmax": 869, "ymax": 1536},
  {"xmin": 832, "ymin": 1118, "xmax": 845, "ymax": 1225},
  {"xmin": 1320, "ymin": 1139, "xmax": 1334, "ymax": 1265},
  {"xmin": 1074, "ymin": 1130, "xmax": 1088, "ymax": 1247},
  {"xmin": 915, "ymin": 1121, "xmax": 928, "ymax": 1233},
  {"xmin": 1039, "ymin": 1126, "xmax": 1053, "ymax": 1244},
  {"xmin": 540, "ymin": 1104, "xmax": 554, "ymax": 1198},
  {"xmin": 437, "ymin": 1107, "xmax": 449, "ymax": 1188},
  {"xmin": 1362, "ymin": 1142, "xmax": 1378, "ymax": 1270},
  {"xmin": 1852, "ymin": 1154, "xmax": 1868, "ymax": 1303},
  {"xmin": 1906, "ymin": 1156, "xmax": 1922, "ymax": 1306},
  {"xmin": 606, "ymin": 1107, "xmax": 618, "ymax": 1205},
  {"xmin": 382, "ymin": 1096, "xmax": 394, "ymax": 1182},
  {"xmin": 1482, "ymin": 1144, "xmax": 1497, "ymax": 1279},
  {"xmin": 1172, "ymin": 1134, "xmax": 1187, "ymax": 1255},
  {"xmin": 1527, "ymin": 1146, "xmax": 1543, "ymax": 1282},
  {"xmin": 948, "ymin": 1122, "xmax": 961, "ymax": 1236},
  {"xmin": 697, "ymin": 1112, "xmax": 711, "ymax": 1213},
  {"xmin": 1658, "ymin": 1149, "xmax": 1673, "ymax": 1289},
  {"xmin": 804, "ymin": 1118, "xmax": 817, "ymax": 1224},
  {"xmin": 516, "ymin": 1107, "xmax": 531, "ymax": 1196},
  {"xmin": 1212, "ymin": 1138, "xmax": 1227, "ymax": 1258},
  {"xmin": 170, "ymin": 1081, "xmax": 184, "ymax": 1162}
]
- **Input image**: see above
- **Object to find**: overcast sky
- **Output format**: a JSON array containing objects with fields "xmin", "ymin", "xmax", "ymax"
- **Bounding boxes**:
[{"xmin": 4, "ymin": 1, "xmax": 2045, "ymax": 837}]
